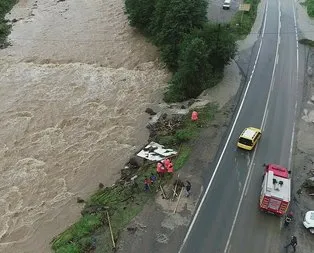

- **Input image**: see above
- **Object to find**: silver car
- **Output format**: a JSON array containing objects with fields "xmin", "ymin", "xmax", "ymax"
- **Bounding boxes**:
[{"xmin": 303, "ymin": 211, "xmax": 314, "ymax": 234}]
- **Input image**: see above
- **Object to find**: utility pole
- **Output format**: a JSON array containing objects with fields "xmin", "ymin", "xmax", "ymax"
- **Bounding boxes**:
[
  {"xmin": 214, "ymin": 23, "xmax": 221, "ymax": 73},
  {"xmin": 216, "ymin": 23, "xmax": 221, "ymax": 49}
]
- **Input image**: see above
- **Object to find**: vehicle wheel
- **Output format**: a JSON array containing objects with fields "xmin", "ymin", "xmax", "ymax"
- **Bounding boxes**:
[{"xmin": 309, "ymin": 228, "xmax": 314, "ymax": 234}]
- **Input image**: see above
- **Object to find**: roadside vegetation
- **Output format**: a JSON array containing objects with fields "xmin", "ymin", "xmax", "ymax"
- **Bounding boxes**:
[
  {"xmin": 0, "ymin": 0, "xmax": 16, "ymax": 46},
  {"xmin": 51, "ymin": 104, "xmax": 217, "ymax": 253},
  {"xmin": 230, "ymin": 0, "xmax": 260, "ymax": 39},
  {"xmin": 125, "ymin": 0, "xmax": 237, "ymax": 102},
  {"xmin": 304, "ymin": 0, "xmax": 314, "ymax": 17},
  {"xmin": 299, "ymin": 38, "xmax": 314, "ymax": 47}
]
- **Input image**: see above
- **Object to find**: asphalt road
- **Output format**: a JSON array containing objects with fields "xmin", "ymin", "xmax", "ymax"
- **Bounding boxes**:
[{"xmin": 179, "ymin": 0, "xmax": 300, "ymax": 252}]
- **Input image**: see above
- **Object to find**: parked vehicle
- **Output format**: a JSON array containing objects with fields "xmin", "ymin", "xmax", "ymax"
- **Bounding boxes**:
[
  {"xmin": 259, "ymin": 164, "xmax": 291, "ymax": 216},
  {"xmin": 237, "ymin": 127, "xmax": 262, "ymax": 151},
  {"xmin": 223, "ymin": 0, "xmax": 231, "ymax": 9},
  {"xmin": 303, "ymin": 211, "xmax": 314, "ymax": 234}
]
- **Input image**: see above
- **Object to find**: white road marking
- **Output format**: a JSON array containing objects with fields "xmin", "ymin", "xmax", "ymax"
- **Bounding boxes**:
[
  {"xmin": 178, "ymin": 1, "xmax": 270, "ymax": 252},
  {"xmin": 261, "ymin": 0, "xmax": 281, "ymax": 131},
  {"xmin": 288, "ymin": 0, "xmax": 299, "ymax": 171},
  {"xmin": 224, "ymin": 145, "xmax": 258, "ymax": 253},
  {"xmin": 246, "ymin": 153, "xmax": 251, "ymax": 166},
  {"xmin": 227, "ymin": 244, "xmax": 232, "ymax": 253},
  {"xmin": 224, "ymin": 0, "xmax": 282, "ymax": 251},
  {"xmin": 245, "ymin": 162, "xmax": 255, "ymax": 196}
]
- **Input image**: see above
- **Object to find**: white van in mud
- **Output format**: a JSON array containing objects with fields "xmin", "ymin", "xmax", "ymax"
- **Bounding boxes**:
[{"xmin": 223, "ymin": 0, "xmax": 231, "ymax": 9}]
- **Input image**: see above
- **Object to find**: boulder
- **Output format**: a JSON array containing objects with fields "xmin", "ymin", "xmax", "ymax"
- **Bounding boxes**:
[
  {"xmin": 128, "ymin": 156, "xmax": 143, "ymax": 169},
  {"xmin": 77, "ymin": 197, "xmax": 85, "ymax": 203},
  {"xmin": 145, "ymin": 108, "xmax": 157, "ymax": 115}
]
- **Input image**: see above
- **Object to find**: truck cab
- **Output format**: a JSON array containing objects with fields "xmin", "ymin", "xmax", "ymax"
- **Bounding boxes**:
[{"xmin": 259, "ymin": 164, "xmax": 291, "ymax": 216}]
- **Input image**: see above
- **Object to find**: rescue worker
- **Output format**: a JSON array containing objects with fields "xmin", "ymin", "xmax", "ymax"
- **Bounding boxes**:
[
  {"xmin": 163, "ymin": 158, "xmax": 174, "ymax": 173},
  {"xmin": 185, "ymin": 181, "xmax": 191, "ymax": 197},
  {"xmin": 156, "ymin": 161, "xmax": 166, "ymax": 177},
  {"xmin": 167, "ymin": 160, "xmax": 174, "ymax": 173},
  {"xmin": 284, "ymin": 236, "xmax": 297, "ymax": 252},
  {"xmin": 284, "ymin": 212, "xmax": 294, "ymax": 227},
  {"xmin": 144, "ymin": 177, "xmax": 151, "ymax": 192},
  {"xmin": 163, "ymin": 158, "xmax": 171, "ymax": 170},
  {"xmin": 191, "ymin": 111, "xmax": 198, "ymax": 121},
  {"xmin": 150, "ymin": 173, "xmax": 157, "ymax": 184}
]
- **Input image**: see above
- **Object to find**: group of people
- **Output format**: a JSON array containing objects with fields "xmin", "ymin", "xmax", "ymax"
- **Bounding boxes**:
[
  {"xmin": 143, "ymin": 157, "xmax": 192, "ymax": 197},
  {"xmin": 283, "ymin": 212, "xmax": 298, "ymax": 252},
  {"xmin": 156, "ymin": 158, "xmax": 174, "ymax": 176},
  {"xmin": 143, "ymin": 158, "xmax": 174, "ymax": 192}
]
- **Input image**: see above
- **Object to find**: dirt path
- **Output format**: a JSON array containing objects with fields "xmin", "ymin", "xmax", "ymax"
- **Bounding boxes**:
[{"xmin": 0, "ymin": 0, "xmax": 169, "ymax": 252}]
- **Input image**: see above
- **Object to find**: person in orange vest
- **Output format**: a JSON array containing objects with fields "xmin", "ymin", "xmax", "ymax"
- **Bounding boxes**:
[
  {"xmin": 163, "ymin": 158, "xmax": 171, "ymax": 170},
  {"xmin": 167, "ymin": 160, "xmax": 174, "ymax": 173},
  {"xmin": 156, "ymin": 161, "xmax": 166, "ymax": 177},
  {"xmin": 191, "ymin": 111, "xmax": 198, "ymax": 121}
]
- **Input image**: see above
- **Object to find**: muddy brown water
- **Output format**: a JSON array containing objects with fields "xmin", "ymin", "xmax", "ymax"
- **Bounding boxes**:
[{"xmin": 0, "ymin": 0, "xmax": 169, "ymax": 252}]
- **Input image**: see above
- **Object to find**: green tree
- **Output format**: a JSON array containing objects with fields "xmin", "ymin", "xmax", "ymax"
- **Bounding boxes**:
[
  {"xmin": 165, "ymin": 24, "xmax": 237, "ymax": 102},
  {"xmin": 166, "ymin": 36, "xmax": 212, "ymax": 101},
  {"xmin": 124, "ymin": 0, "xmax": 156, "ymax": 33},
  {"xmin": 0, "ymin": 0, "xmax": 16, "ymax": 45},
  {"xmin": 150, "ymin": 0, "xmax": 208, "ymax": 70},
  {"xmin": 196, "ymin": 23, "xmax": 237, "ymax": 72}
]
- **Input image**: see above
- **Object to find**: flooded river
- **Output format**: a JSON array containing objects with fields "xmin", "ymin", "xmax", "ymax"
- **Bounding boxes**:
[{"xmin": 0, "ymin": 0, "xmax": 168, "ymax": 252}]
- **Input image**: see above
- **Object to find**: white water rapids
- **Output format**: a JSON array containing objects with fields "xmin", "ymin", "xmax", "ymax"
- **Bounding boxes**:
[{"xmin": 0, "ymin": 0, "xmax": 168, "ymax": 252}]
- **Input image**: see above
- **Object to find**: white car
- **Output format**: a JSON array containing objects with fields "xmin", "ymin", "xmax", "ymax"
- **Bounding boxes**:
[{"xmin": 303, "ymin": 211, "xmax": 314, "ymax": 234}]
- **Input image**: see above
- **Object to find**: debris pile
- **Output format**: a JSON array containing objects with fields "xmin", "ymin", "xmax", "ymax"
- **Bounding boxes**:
[
  {"xmin": 302, "ymin": 177, "xmax": 314, "ymax": 195},
  {"xmin": 147, "ymin": 113, "xmax": 184, "ymax": 140}
]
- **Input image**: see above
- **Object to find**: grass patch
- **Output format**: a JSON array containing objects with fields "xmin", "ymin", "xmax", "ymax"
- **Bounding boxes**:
[
  {"xmin": 0, "ymin": 0, "xmax": 17, "ymax": 46},
  {"xmin": 174, "ymin": 145, "xmax": 191, "ymax": 170},
  {"xmin": 230, "ymin": 0, "xmax": 260, "ymax": 39},
  {"xmin": 51, "ymin": 104, "xmax": 218, "ymax": 253}
]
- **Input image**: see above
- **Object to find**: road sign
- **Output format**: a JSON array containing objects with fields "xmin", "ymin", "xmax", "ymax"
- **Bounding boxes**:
[{"xmin": 239, "ymin": 3, "xmax": 251, "ymax": 11}]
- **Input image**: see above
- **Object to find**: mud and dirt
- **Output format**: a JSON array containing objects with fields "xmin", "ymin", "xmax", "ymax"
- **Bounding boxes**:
[{"xmin": 0, "ymin": 0, "xmax": 169, "ymax": 252}]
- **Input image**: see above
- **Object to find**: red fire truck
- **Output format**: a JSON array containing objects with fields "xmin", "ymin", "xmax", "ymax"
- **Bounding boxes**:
[{"xmin": 259, "ymin": 164, "xmax": 291, "ymax": 216}]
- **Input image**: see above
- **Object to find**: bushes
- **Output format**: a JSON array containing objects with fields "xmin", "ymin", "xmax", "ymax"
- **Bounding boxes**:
[
  {"xmin": 124, "ymin": 0, "xmax": 237, "ymax": 102},
  {"xmin": 150, "ymin": 0, "xmax": 208, "ymax": 70},
  {"xmin": 165, "ymin": 36, "xmax": 212, "ymax": 101},
  {"xmin": 305, "ymin": 0, "xmax": 314, "ymax": 17},
  {"xmin": 0, "ymin": 0, "xmax": 16, "ymax": 45},
  {"xmin": 165, "ymin": 24, "xmax": 237, "ymax": 102},
  {"xmin": 230, "ymin": 0, "xmax": 259, "ymax": 38},
  {"xmin": 124, "ymin": 0, "xmax": 156, "ymax": 34},
  {"xmin": 51, "ymin": 214, "xmax": 102, "ymax": 253}
]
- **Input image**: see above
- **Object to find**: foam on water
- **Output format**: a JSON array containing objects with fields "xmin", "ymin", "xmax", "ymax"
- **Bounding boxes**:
[{"xmin": 0, "ymin": 0, "xmax": 169, "ymax": 250}]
